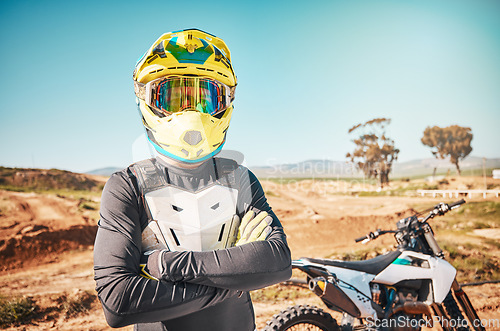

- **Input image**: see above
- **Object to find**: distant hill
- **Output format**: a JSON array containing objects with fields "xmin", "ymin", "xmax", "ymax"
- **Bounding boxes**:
[
  {"xmin": 0, "ymin": 166, "xmax": 105, "ymax": 192},
  {"xmin": 86, "ymin": 167, "xmax": 122, "ymax": 176},
  {"xmin": 391, "ymin": 156, "xmax": 500, "ymax": 177},
  {"xmin": 249, "ymin": 156, "xmax": 500, "ymax": 178}
]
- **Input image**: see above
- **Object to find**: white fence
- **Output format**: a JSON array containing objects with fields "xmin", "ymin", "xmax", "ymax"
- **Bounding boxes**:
[{"xmin": 417, "ymin": 189, "xmax": 500, "ymax": 199}]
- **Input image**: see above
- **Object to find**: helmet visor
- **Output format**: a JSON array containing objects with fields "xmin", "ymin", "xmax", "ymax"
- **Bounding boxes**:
[{"xmin": 143, "ymin": 76, "xmax": 233, "ymax": 116}]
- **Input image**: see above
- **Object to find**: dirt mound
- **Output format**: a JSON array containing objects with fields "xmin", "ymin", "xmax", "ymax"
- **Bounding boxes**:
[
  {"xmin": 0, "ymin": 167, "xmax": 106, "ymax": 192},
  {"xmin": 0, "ymin": 225, "xmax": 97, "ymax": 271},
  {"xmin": 0, "ymin": 190, "xmax": 99, "ymax": 271}
]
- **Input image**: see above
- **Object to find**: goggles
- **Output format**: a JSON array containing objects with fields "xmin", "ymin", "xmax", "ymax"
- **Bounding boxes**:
[{"xmin": 134, "ymin": 76, "xmax": 235, "ymax": 116}]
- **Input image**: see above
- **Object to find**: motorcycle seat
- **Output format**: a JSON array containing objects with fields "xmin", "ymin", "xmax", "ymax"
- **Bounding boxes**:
[{"xmin": 301, "ymin": 250, "xmax": 402, "ymax": 275}]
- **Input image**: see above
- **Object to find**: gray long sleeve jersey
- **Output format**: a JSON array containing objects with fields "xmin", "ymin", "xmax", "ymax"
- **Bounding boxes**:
[{"xmin": 93, "ymin": 157, "xmax": 292, "ymax": 330}]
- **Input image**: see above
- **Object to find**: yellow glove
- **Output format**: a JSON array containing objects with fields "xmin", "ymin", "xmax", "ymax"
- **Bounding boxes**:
[{"xmin": 235, "ymin": 210, "xmax": 273, "ymax": 246}]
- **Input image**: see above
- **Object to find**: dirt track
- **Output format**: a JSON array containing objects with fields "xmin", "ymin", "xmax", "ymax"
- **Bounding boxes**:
[
  {"xmin": 0, "ymin": 191, "xmax": 97, "ymax": 271},
  {"xmin": 0, "ymin": 177, "xmax": 499, "ymax": 330}
]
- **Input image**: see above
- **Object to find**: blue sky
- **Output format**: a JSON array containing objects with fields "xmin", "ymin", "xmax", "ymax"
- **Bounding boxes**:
[{"xmin": 1, "ymin": 0, "xmax": 499, "ymax": 172}]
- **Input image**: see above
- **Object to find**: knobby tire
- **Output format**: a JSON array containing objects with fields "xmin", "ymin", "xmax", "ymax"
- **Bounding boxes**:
[{"xmin": 263, "ymin": 305, "xmax": 339, "ymax": 331}]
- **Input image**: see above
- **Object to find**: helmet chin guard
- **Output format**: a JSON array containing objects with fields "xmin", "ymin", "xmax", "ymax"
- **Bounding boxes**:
[{"xmin": 139, "ymin": 99, "xmax": 233, "ymax": 163}]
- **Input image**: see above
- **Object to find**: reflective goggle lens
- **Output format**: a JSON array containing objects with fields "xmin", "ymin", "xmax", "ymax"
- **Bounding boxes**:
[{"xmin": 150, "ymin": 77, "xmax": 231, "ymax": 116}]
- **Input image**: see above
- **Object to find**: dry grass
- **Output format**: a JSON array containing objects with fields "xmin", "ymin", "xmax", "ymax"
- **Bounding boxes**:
[{"xmin": 0, "ymin": 296, "xmax": 37, "ymax": 328}]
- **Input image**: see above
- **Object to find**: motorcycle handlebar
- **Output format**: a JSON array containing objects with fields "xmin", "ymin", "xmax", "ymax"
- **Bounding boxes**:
[
  {"xmin": 425, "ymin": 199, "xmax": 467, "ymax": 221},
  {"xmin": 354, "ymin": 230, "xmax": 395, "ymax": 243},
  {"xmin": 448, "ymin": 199, "xmax": 466, "ymax": 209},
  {"xmin": 355, "ymin": 200, "xmax": 466, "ymax": 244},
  {"xmin": 355, "ymin": 235, "xmax": 368, "ymax": 243}
]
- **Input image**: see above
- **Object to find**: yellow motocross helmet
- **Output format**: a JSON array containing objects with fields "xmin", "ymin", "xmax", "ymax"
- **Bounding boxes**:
[{"xmin": 133, "ymin": 28, "xmax": 237, "ymax": 163}]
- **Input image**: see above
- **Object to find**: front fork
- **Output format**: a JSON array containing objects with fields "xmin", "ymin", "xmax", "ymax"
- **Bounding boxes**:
[
  {"xmin": 422, "ymin": 223, "xmax": 444, "ymax": 258},
  {"xmin": 451, "ymin": 280, "xmax": 485, "ymax": 331},
  {"xmin": 421, "ymin": 225, "xmax": 485, "ymax": 330},
  {"xmin": 431, "ymin": 280, "xmax": 485, "ymax": 331}
]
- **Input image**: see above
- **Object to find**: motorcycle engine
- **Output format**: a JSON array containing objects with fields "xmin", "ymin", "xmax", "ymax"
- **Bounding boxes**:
[
  {"xmin": 390, "ymin": 287, "xmax": 426, "ymax": 331},
  {"xmin": 371, "ymin": 281, "xmax": 428, "ymax": 331}
]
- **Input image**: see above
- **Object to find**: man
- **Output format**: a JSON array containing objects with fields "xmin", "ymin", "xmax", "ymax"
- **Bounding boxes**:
[{"xmin": 93, "ymin": 29, "xmax": 292, "ymax": 330}]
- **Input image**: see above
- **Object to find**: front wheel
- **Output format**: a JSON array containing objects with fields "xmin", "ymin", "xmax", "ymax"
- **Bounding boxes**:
[
  {"xmin": 263, "ymin": 305, "xmax": 339, "ymax": 331},
  {"xmin": 442, "ymin": 291, "xmax": 471, "ymax": 331}
]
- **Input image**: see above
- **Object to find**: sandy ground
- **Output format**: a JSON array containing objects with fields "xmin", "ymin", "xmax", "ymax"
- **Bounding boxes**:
[{"xmin": 0, "ymin": 177, "xmax": 499, "ymax": 330}]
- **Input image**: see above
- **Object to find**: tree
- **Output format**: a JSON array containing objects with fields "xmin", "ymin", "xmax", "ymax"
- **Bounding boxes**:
[
  {"xmin": 421, "ymin": 125, "xmax": 473, "ymax": 176},
  {"xmin": 346, "ymin": 118, "xmax": 400, "ymax": 188}
]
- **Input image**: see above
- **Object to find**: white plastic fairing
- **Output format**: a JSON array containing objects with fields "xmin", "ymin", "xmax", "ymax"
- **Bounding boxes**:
[
  {"xmin": 430, "ymin": 257, "xmax": 457, "ymax": 303},
  {"xmin": 324, "ymin": 266, "xmax": 376, "ymax": 318},
  {"xmin": 373, "ymin": 251, "xmax": 456, "ymax": 303},
  {"xmin": 144, "ymin": 184, "xmax": 239, "ymax": 251}
]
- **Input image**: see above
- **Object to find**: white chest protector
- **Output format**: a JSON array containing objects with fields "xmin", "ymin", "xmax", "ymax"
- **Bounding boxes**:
[{"xmin": 131, "ymin": 158, "xmax": 240, "ymax": 252}]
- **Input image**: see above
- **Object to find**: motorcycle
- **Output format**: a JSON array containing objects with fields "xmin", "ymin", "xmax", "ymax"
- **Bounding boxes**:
[{"xmin": 264, "ymin": 199, "xmax": 485, "ymax": 331}]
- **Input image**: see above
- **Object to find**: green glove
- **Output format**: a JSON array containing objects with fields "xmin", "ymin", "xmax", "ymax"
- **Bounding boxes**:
[{"xmin": 235, "ymin": 210, "xmax": 273, "ymax": 246}]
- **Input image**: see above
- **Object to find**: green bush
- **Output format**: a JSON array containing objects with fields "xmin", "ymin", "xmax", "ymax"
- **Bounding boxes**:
[{"xmin": 0, "ymin": 296, "xmax": 37, "ymax": 328}]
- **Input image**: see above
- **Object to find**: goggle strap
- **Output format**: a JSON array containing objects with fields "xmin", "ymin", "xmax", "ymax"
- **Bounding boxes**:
[
  {"xmin": 134, "ymin": 81, "xmax": 147, "ymax": 101},
  {"xmin": 134, "ymin": 81, "xmax": 157, "ymax": 113},
  {"xmin": 230, "ymin": 85, "xmax": 236, "ymax": 102}
]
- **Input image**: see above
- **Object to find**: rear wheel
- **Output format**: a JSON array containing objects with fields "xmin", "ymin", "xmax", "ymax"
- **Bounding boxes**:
[{"xmin": 263, "ymin": 305, "xmax": 339, "ymax": 331}]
